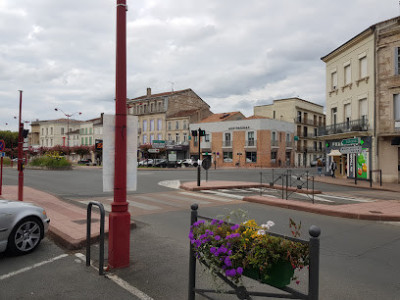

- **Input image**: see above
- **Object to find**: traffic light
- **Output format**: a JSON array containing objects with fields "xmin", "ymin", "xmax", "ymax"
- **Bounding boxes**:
[
  {"xmin": 191, "ymin": 130, "xmax": 198, "ymax": 137},
  {"xmin": 22, "ymin": 129, "xmax": 29, "ymax": 138},
  {"xmin": 199, "ymin": 129, "xmax": 206, "ymax": 136}
]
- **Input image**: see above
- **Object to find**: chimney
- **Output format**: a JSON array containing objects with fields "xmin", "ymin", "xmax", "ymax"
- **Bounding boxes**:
[{"xmin": 147, "ymin": 87, "xmax": 151, "ymax": 97}]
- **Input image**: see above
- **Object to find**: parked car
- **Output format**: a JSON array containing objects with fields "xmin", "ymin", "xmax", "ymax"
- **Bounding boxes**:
[
  {"xmin": 310, "ymin": 158, "xmax": 326, "ymax": 167},
  {"xmin": 78, "ymin": 159, "xmax": 93, "ymax": 166},
  {"xmin": 177, "ymin": 159, "xmax": 198, "ymax": 167},
  {"xmin": 0, "ymin": 200, "xmax": 50, "ymax": 255},
  {"xmin": 153, "ymin": 159, "xmax": 168, "ymax": 168}
]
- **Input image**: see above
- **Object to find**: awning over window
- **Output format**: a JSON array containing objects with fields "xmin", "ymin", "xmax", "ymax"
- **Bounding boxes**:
[{"xmin": 327, "ymin": 149, "xmax": 342, "ymax": 156}]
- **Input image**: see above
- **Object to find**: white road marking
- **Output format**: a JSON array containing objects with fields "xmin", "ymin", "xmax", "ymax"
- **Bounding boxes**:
[
  {"xmin": 134, "ymin": 195, "xmax": 183, "ymax": 208},
  {"xmin": 161, "ymin": 193, "xmax": 211, "ymax": 204},
  {"xmin": 127, "ymin": 200, "xmax": 160, "ymax": 211},
  {"xmin": 320, "ymin": 194, "xmax": 375, "ymax": 203},
  {"xmin": 231, "ymin": 189, "xmax": 253, "ymax": 193},
  {"xmin": 295, "ymin": 193, "xmax": 334, "ymax": 203},
  {"xmin": 75, "ymin": 253, "xmax": 154, "ymax": 300},
  {"xmin": 179, "ymin": 191, "xmax": 233, "ymax": 202},
  {"xmin": 158, "ymin": 180, "xmax": 181, "ymax": 189},
  {"xmin": 0, "ymin": 254, "xmax": 69, "ymax": 281},
  {"xmin": 198, "ymin": 190, "xmax": 244, "ymax": 200}
]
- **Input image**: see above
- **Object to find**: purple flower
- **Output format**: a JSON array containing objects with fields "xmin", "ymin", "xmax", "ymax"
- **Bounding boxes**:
[
  {"xmin": 214, "ymin": 235, "xmax": 221, "ymax": 241},
  {"xmin": 211, "ymin": 219, "xmax": 218, "ymax": 225},
  {"xmin": 236, "ymin": 267, "xmax": 243, "ymax": 275},
  {"xmin": 217, "ymin": 246, "xmax": 227, "ymax": 254},
  {"xmin": 218, "ymin": 220, "xmax": 224, "ymax": 225},
  {"xmin": 226, "ymin": 233, "xmax": 241, "ymax": 239},
  {"xmin": 193, "ymin": 220, "xmax": 205, "ymax": 227},
  {"xmin": 210, "ymin": 247, "xmax": 217, "ymax": 255},
  {"xmin": 224, "ymin": 256, "xmax": 232, "ymax": 267},
  {"xmin": 225, "ymin": 269, "xmax": 236, "ymax": 277},
  {"xmin": 188, "ymin": 232, "xmax": 194, "ymax": 240},
  {"xmin": 230, "ymin": 224, "xmax": 240, "ymax": 231}
]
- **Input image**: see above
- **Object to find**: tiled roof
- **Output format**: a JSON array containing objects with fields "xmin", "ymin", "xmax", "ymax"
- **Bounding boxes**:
[
  {"xmin": 199, "ymin": 111, "xmax": 244, "ymax": 123},
  {"xmin": 130, "ymin": 88, "xmax": 192, "ymax": 101},
  {"xmin": 168, "ymin": 109, "xmax": 200, "ymax": 119}
]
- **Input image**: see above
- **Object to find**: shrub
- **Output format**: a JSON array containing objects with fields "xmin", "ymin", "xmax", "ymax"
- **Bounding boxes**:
[{"xmin": 29, "ymin": 156, "xmax": 72, "ymax": 170}]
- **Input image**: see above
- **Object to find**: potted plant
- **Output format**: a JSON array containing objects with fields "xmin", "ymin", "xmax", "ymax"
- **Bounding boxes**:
[{"xmin": 189, "ymin": 217, "xmax": 309, "ymax": 288}]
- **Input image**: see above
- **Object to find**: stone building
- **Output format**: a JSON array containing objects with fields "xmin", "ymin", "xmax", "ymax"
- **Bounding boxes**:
[
  {"xmin": 254, "ymin": 98, "xmax": 325, "ymax": 167},
  {"xmin": 127, "ymin": 88, "xmax": 213, "ymax": 160},
  {"xmin": 320, "ymin": 16, "xmax": 400, "ymax": 183},
  {"xmin": 189, "ymin": 115, "xmax": 294, "ymax": 168}
]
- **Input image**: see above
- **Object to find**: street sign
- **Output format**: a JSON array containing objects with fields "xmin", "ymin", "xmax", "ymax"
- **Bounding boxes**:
[
  {"xmin": 341, "ymin": 138, "xmax": 359, "ymax": 145},
  {"xmin": 0, "ymin": 140, "xmax": 5, "ymax": 152},
  {"xmin": 148, "ymin": 148, "xmax": 160, "ymax": 153},
  {"xmin": 202, "ymin": 158, "xmax": 212, "ymax": 170},
  {"xmin": 0, "ymin": 152, "xmax": 5, "ymax": 157},
  {"xmin": 152, "ymin": 140, "xmax": 165, "ymax": 148},
  {"xmin": 340, "ymin": 146, "xmax": 362, "ymax": 154}
]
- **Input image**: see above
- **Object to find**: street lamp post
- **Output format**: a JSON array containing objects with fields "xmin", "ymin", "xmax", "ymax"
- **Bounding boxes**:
[
  {"xmin": 54, "ymin": 108, "xmax": 82, "ymax": 148},
  {"xmin": 18, "ymin": 90, "xmax": 23, "ymax": 201}
]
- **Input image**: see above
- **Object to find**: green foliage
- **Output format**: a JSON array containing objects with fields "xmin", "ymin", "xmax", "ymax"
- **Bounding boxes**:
[
  {"xmin": 0, "ymin": 130, "xmax": 18, "ymax": 149},
  {"xmin": 29, "ymin": 156, "xmax": 72, "ymax": 169},
  {"xmin": 1, "ymin": 157, "xmax": 11, "ymax": 166}
]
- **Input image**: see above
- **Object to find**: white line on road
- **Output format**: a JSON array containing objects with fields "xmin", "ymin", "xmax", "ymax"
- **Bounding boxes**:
[
  {"xmin": 75, "ymin": 253, "xmax": 154, "ymax": 300},
  {"xmin": 127, "ymin": 200, "xmax": 160, "ymax": 211},
  {"xmin": 199, "ymin": 190, "xmax": 244, "ymax": 200},
  {"xmin": 0, "ymin": 254, "xmax": 69, "ymax": 281},
  {"xmin": 179, "ymin": 191, "xmax": 233, "ymax": 202},
  {"xmin": 134, "ymin": 195, "xmax": 183, "ymax": 208},
  {"xmin": 158, "ymin": 180, "xmax": 181, "ymax": 189},
  {"xmin": 319, "ymin": 194, "xmax": 375, "ymax": 203},
  {"xmin": 161, "ymin": 193, "xmax": 211, "ymax": 204},
  {"xmin": 295, "ymin": 193, "xmax": 334, "ymax": 203}
]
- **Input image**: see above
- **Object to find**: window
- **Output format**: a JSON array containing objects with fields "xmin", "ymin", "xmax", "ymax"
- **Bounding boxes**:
[
  {"xmin": 50, "ymin": 139, "xmax": 53, "ymax": 147},
  {"xmin": 175, "ymin": 133, "xmax": 180, "ymax": 143},
  {"xmin": 61, "ymin": 128, "xmax": 64, "ymax": 134},
  {"xmin": 42, "ymin": 128, "xmax": 44, "ymax": 135},
  {"xmin": 247, "ymin": 131, "xmax": 255, "ymax": 146},
  {"xmin": 303, "ymin": 126, "xmax": 308, "ymax": 137},
  {"xmin": 168, "ymin": 122, "xmax": 171, "ymax": 130},
  {"xmin": 81, "ymin": 137, "xmax": 84, "ymax": 145},
  {"xmin": 183, "ymin": 121, "xmax": 187, "ymax": 130},
  {"xmin": 394, "ymin": 94, "xmax": 400, "ymax": 121},
  {"xmin": 89, "ymin": 128, "xmax": 92, "ymax": 134},
  {"xmin": 183, "ymin": 133, "xmax": 187, "ymax": 141},
  {"xmin": 314, "ymin": 128, "xmax": 317, "ymax": 137},
  {"xmin": 157, "ymin": 119, "xmax": 162, "ymax": 131},
  {"xmin": 359, "ymin": 98, "xmax": 368, "ymax": 123},
  {"xmin": 273, "ymin": 111, "xmax": 276, "ymax": 119},
  {"xmin": 89, "ymin": 137, "xmax": 92, "ymax": 145},
  {"xmin": 344, "ymin": 64, "xmax": 351, "ymax": 85},
  {"xmin": 143, "ymin": 120, "xmax": 147, "ymax": 132},
  {"xmin": 395, "ymin": 47, "xmax": 400, "ymax": 75},
  {"xmin": 150, "ymin": 119, "xmax": 155, "ymax": 131},
  {"xmin": 223, "ymin": 152, "xmax": 233, "ymax": 162},
  {"xmin": 224, "ymin": 132, "xmax": 231, "ymax": 146},
  {"xmin": 286, "ymin": 133, "xmax": 290, "ymax": 141},
  {"xmin": 143, "ymin": 134, "xmax": 147, "ymax": 144},
  {"xmin": 168, "ymin": 133, "xmax": 171, "ymax": 140},
  {"xmin": 246, "ymin": 152, "xmax": 257, "ymax": 163},
  {"xmin": 344, "ymin": 103, "xmax": 351, "ymax": 127},
  {"xmin": 205, "ymin": 134, "xmax": 210, "ymax": 142},
  {"xmin": 150, "ymin": 103, "xmax": 154, "ymax": 112},
  {"xmin": 319, "ymin": 142, "xmax": 322, "ymax": 150},
  {"xmin": 158, "ymin": 134, "xmax": 162, "ymax": 140},
  {"xmin": 271, "ymin": 151, "xmax": 277, "ymax": 162},
  {"xmin": 85, "ymin": 128, "xmax": 88, "ymax": 134},
  {"xmin": 50, "ymin": 127, "xmax": 53, "ymax": 135},
  {"xmin": 85, "ymin": 137, "xmax": 88, "ymax": 145},
  {"xmin": 46, "ymin": 128, "xmax": 48, "ymax": 135},
  {"xmin": 150, "ymin": 134, "xmax": 154, "ymax": 143},
  {"xmin": 175, "ymin": 121, "xmax": 179, "ymax": 130},
  {"xmin": 297, "ymin": 111, "xmax": 302, "ymax": 123},
  {"xmin": 331, "ymin": 107, "xmax": 337, "ymax": 125},
  {"xmin": 331, "ymin": 72, "xmax": 337, "ymax": 90},
  {"xmin": 272, "ymin": 131, "xmax": 276, "ymax": 141},
  {"xmin": 359, "ymin": 56, "xmax": 367, "ymax": 78},
  {"xmin": 314, "ymin": 141, "xmax": 317, "ymax": 151}
]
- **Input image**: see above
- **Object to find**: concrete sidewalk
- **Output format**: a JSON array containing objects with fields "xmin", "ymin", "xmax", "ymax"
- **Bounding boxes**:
[
  {"xmin": 0, "ymin": 186, "xmax": 111, "ymax": 250},
  {"xmin": 180, "ymin": 180, "xmax": 400, "ymax": 221}
]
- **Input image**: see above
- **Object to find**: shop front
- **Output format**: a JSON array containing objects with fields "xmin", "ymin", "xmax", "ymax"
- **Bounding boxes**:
[{"xmin": 325, "ymin": 136, "xmax": 372, "ymax": 180}]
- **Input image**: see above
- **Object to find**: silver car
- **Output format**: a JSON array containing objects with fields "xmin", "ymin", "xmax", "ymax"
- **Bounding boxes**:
[{"xmin": 0, "ymin": 200, "xmax": 50, "ymax": 255}]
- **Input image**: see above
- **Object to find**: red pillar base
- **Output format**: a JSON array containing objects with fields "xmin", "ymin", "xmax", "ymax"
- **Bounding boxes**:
[{"xmin": 108, "ymin": 211, "xmax": 131, "ymax": 268}]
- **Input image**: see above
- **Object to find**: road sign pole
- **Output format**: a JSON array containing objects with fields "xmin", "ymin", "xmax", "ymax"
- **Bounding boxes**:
[
  {"xmin": 0, "ymin": 156, "xmax": 3, "ymax": 195},
  {"xmin": 18, "ymin": 90, "xmax": 24, "ymax": 201},
  {"xmin": 197, "ymin": 128, "xmax": 201, "ymax": 186}
]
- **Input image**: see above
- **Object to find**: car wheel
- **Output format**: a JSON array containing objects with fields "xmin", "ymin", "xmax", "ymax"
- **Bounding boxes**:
[{"xmin": 8, "ymin": 217, "xmax": 43, "ymax": 255}]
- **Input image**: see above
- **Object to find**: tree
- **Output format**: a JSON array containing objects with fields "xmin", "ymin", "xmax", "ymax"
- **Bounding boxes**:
[{"xmin": 0, "ymin": 130, "xmax": 18, "ymax": 150}]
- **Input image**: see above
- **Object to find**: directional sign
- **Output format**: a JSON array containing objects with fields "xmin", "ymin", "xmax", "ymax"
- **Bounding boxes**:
[
  {"xmin": 0, "ymin": 140, "xmax": 5, "ymax": 152},
  {"xmin": 341, "ymin": 138, "xmax": 359, "ymax": 145},
  {"xmin": 340, "ymin": 146, "xmax": 362, "ymax": 154},
  {"xmin": 148, "ymin": 148, "xmax": 160, "ymax": 153},
  {"xmin": 0, "ymin": 152, "xmax": 5, "ymax": 157},
  {"xmin": 152, "ymin": 140, "xmax": 165, "ymax": 148}
]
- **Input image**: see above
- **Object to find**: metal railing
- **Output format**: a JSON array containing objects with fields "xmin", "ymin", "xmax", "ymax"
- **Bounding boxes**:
[
  {"xmin": 188, "ymin": 204, "xmax": 321, "ymax": 300},
  {"xmin": 86, "ymin": 201, "xmax": 105, "ymax": 276},
  {"xmin": 318, "ymin": 118, "xmax": 369, "ymax": 136}
]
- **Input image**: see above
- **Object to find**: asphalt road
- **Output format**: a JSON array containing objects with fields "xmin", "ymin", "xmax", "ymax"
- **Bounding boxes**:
[{"xmin": 1, "ymin": 166, "xmax": 400, "ymax": 299}]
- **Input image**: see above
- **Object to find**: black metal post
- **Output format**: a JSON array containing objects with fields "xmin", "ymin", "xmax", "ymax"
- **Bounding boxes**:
[
  {"xmin": 354, "ymin": 154, "xmax": 357, "ymax": 185},
  {"xmin": 86, "ymin": 201, "xmax": 105, "ymax": 276},
  {"xmin": 270, "ymin": 169, "xmax": 274, "ymax": 187},
  {"xmin": 369, "ymin": 170, "xmax": 372, "ymax": 187},
  {"xmin": 281, "ymin": 175, "xmax": 284, "ymax": 199},
  {"xmin": 380, "ymin": 169, "xmax": 382, "ymax": 186},
  {"xmin": 285, "ymin": 173, "xmax": 289, "ymax": 200},
  {"xmin": 306, "ymin": 171, "xmax": 309, "ymax": 191},
  {"xmin": 260, "ymin": 172, "xmax": 262, "ymax": 196},
  {"xmin": 197, "ymin": 129, "xmax": 201, "ymax": 187},
  {"xmin": 308, "ymin": 225, "xmax": 321, "ymax": 300},
  {"xmin": 312, "ymin": 176, "xmax": 315, "ymax": 204},
  {"xmin": 188, "ymin": 204, "xmax": 198, "ymax": 300}
]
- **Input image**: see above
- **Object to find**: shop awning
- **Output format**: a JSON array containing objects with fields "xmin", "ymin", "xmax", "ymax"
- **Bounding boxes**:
[{"xmin": 327, "ymin": 149, "xmax": 342, "ymax": 156}]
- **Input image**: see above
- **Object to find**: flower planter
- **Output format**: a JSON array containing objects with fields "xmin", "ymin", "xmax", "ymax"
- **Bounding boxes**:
[{"xmin": 243, "ymin": 261, "xmax": 294, "ymax": 288}]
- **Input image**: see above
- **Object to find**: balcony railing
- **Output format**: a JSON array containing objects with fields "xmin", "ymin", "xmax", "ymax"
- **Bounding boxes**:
[
  {"xmin": 294, "ymin": 118, "xmax": 319, "ymax": 126},
  {"xmin": 285, "ymin": 141, "xmax": 293, "ymax": 148},
  {"xmin": 271, "ymin": 140, "xmax": 279, "ymax": 147},
  {"xmin": 318, "ymin": 118, "xmax": 369, "ymax": 136},
  {"xmin": 245, "ymin": 140, "xmax": 256, "ymax": 147},
  {"xmin": 296, "ymin": 146, "xmax": 323, "ymax": 153},
  {"xmin": 222, "ymin": 140, "xmax": 232, "ymax": 147}
]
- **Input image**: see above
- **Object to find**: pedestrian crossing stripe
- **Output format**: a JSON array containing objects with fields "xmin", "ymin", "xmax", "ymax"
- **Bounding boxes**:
[{"xmin": 179, "ymin": 191, "xmax": 233, "ymax": 202}]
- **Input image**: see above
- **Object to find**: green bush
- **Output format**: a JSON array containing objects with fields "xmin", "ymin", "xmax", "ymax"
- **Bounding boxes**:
[
  {"xmin": 2, "ymin": 157, "xmax": 11, "ymax": 166},
  {"xmin": 29, "ymin": 156, "xmax": 72, "ymax": 169}
]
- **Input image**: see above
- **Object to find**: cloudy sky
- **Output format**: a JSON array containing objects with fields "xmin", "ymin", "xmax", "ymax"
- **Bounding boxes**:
[{"xmin": 0, "ymin": 0, "xmax": 397, "ymax": 130}]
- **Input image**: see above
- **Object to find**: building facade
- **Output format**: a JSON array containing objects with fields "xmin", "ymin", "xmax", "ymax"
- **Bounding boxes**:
[
  {"xmin": 127, "ymin": 88, "xmax": 213, "ymax": 160},
  {"xmin": 320, "ymin": 16, "xmax": 400, "ymax": 183},
  {"xmin": 254, "ymin": 98, "xmax": 325, "ymax": 167},
  {"xmin": 189, "ymin": 116, "xmax": 295, "ymax": 168}
]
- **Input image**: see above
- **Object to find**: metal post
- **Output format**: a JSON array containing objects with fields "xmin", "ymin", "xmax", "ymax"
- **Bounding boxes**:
[
  {"xmin": 308, "ymin": 225, "xmax": 321, "ymax": 300},
  {"xmin": 86, "ymin": 202, "xmax": 105, "ymax": 275},
  {"xmin": 354, "ymin": 153, "xmax": 357, "ymax": 185},
  {"xmin": 188, "ymin": 204, "xmax": 198, "ymax": 300},
  {"xmin": 306, "ymin": 171, "xmax": 309, "ymax": 191},
  {"xmin": 312, "ymin": 176, "xmax": 315, "ymax": 204},
  {"xmin": 0, "ymin": 156, "xmax": 3, "ymax": 195},
  {"xmin": 369, "ymin": 170, "xmax": 372, "ymax": 187},
  {"xmin": 380, "ymin": 170, "xmax": 382, "ymax": 186},
  {"xmin": 18, "ymin": 90, "xmax": 23, "ymax": 201},
  {"xmin": 281, "ymin": 175, "xmax": 284, "ymax": 199},
  {"xmin": 285, "ymin": 173, "xmax": 289, "ymax": 200},
  {"xmin": 260, "ymin": 172, "xmax": 262, "ymax": 196},
  {"xmin": 197, "ymin": 129, "xmax": 201, "ymax": 187},
  {"xmin": 109, "ymin": 0, "xmax": 130, "ymax": 269}
]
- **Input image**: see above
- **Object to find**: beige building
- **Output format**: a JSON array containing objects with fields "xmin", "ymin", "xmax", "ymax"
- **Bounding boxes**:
[
  {"xmin": 254, "ymin": 98, "xmax": 325, "ymax": 167},
  {"xmin": 30, "ymin": 118, "xmax": 83, "ymax": 148},
  {"xmin": 321, "ymin": 16, "xmax": 400, "ymax": 183},
  {"xmin": 127, "ymin": 88, "xmax": 213, "ymax": 160}
]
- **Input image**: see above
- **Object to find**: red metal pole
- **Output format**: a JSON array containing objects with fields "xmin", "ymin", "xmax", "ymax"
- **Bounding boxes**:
[
  {"xmin": 108, "ymin": 0, "xmax": 130, "ymax": 269},
  {"xmin": 0, "ymin": 156, "xmax": 3, "ymax": 195},
  {"xmin": 18, "ymin": 90, "xmax": 24, "ymax": 201}
]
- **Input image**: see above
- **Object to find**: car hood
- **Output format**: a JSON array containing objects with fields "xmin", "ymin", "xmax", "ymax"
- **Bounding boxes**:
[{"xmin": 0, "ymin": 200, "xmax": 40, "ymax": 209}]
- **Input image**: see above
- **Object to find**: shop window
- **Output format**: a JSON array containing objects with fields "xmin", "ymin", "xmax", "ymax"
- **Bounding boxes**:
[
  {"xmin": 223, "ymin": 152, "xmax": 233, "ymax": 162},
  {"xmin": 246, "ymin": 152, "xmax": 257, "ymax": 163}
]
